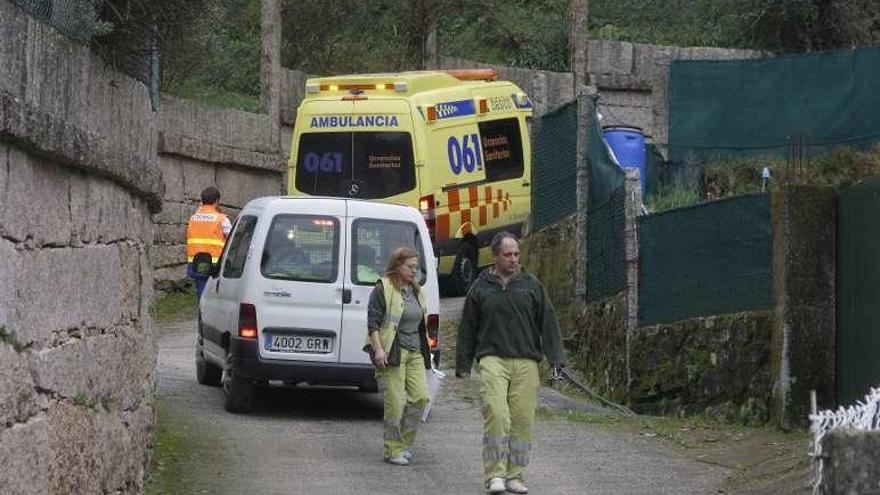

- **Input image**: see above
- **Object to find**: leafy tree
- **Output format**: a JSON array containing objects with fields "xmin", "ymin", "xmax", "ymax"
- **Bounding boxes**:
[{"xmin": 736, "ymin": 0, "xmax": 880, "ymax": 52}]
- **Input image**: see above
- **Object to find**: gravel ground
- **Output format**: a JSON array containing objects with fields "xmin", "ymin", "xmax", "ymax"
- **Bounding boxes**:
[{"xmin": 155, "ymin": 302, "xmax": 728, "ymax": 495}]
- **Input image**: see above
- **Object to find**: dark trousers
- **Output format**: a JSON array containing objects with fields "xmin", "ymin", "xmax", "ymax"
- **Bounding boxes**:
[{"xmin": 187, "ymin": 264, "xmax": 210, "ymax": 300}]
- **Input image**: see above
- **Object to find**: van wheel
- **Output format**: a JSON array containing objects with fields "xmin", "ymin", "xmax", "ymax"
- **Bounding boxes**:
[
  {"xmin": 449, "ymin": 242, "xmax": 477, "ymax": 296},
  {"xmin": 222, "ymin": 363, "xmax": 254, "ymax": 413},
  {"xmin": 195, "ymin": 340, "xmax": 221, "ymax": 386}
]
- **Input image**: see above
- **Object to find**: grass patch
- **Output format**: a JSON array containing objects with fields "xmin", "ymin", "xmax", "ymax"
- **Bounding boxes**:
[
  {"xmin": 151, "ymin": 290, "xmax": 199, "ymax": 325},
  {"xmin": 645, "ymin": 181, "xmax": 702, "ymax": 213},
  {"xmin": 164, "ymin": 82, "xmax": 261, "ymax": 113},
  {"xmin": 146, "ymin": 401, "xmax": 225, "ymax": 495}
]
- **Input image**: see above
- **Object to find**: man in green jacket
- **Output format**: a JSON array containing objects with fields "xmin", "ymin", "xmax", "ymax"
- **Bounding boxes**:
[{"xmin": 455, "ymin": 231, "xmax": 565, "ymax": 494}]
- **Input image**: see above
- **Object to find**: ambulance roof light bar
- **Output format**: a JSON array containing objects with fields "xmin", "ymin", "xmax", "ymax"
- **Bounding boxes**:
[
  {"xmin": 443, "ymin": 69, "xmax": 498, "ymax": 82},
  {"xmin": 306, "ymin": 81, "xmax": 408, "ymax": 94}
]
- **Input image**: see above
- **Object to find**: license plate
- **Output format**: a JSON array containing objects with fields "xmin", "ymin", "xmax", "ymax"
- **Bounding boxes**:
[{"xmin": 264, "ymin": 334, "xmax": 333, "ymax": 354}]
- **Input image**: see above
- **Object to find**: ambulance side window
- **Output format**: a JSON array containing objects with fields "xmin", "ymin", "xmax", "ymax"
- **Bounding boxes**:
[
  {"xmin": 222, "ymin": 216, "xmax": 258, "ymax": 279},
  {"xmin": 478, "ymin": 118, "xmax": 524, "ymax": 181}
]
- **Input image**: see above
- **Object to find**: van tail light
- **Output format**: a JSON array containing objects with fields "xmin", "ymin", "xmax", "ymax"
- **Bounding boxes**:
[
  {"xmin": 238, "ymin": 303, "xmax": 258, "ymax": 339},
  {"xmin": 426, "ymin": 314, "xmax": 439, "ymax": 349},
  {"xmin": 419, "ymin": 194, "xmax": 436, "ymax": 241}
]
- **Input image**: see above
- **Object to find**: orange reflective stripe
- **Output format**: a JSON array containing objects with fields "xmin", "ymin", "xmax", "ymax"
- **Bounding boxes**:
[
  {"xmin": 484, "ymin": 186, "xmax": 492, "ymax": 205},
  {"xmin": 479, "ymin": 205, "xmax": 487, "ymax": 226},
  {"xmin": 186, "ymin": 238, "xmax": 226, "ymax": 247},
  {"xmin": 469, "ymin": 185, "xmax": 479, "ymax": 208},
  {"xmin": 493, "ymin": 203, "xmax": 500, "ymax": 218},
  {"xmin": 496, "ymin": 189, "xmax": 503, "ymax": 202},
  {"xmin": 460, "ymin": 209, "xmax": 471, "ymax": 226},
  {"xmin": 436, "ymin": 214, "xmax": 450, "ymax": 241},
  {"xmin": 448, "ymin": 189, "xmax": 460, "ymax": 212}
]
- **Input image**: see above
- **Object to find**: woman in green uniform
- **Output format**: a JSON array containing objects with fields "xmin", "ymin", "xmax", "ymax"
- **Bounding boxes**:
[{"xmin": 364, "ymin": 246, "xmax": 431, "ymax": 466}]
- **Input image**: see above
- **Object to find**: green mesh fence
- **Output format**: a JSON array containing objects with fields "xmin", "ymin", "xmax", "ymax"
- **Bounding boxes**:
[
  {"xmin": 531, "ymin": 101, "xmax": 578, "ymax": 231},
  {"xmin": 837, "ymin": 178, "xmax": 880, "ymax": 405},
  {"xmin": 668, "ymin": 47, "xmax": 880, "ymax": 164},
  {"xmin": 586, "ymin": 98, "xmax": 627, "ymax": 302},
  {"xmin": 638, "ymin": 193, "xmax": 773, "ymax": 326}
]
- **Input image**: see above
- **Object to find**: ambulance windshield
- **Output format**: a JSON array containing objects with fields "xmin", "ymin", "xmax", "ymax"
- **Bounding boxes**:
[{"xmin": 295, "ymin": 132, "xmax": 416, "ymax": 199}]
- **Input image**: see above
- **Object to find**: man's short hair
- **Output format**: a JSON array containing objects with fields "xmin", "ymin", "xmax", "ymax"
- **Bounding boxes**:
[
  {"xmin": 490, "ymin": 231, "xmax": 519, "ymax": 256},
  {"xmin": 200, "ymin": 187, "xmax": 221, "ymax": 205}
]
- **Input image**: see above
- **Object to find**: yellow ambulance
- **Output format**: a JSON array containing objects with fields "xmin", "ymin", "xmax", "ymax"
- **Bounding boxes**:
[{"xmin": 287, "ymin": 69, "xmax": 533, "ymax": 295}]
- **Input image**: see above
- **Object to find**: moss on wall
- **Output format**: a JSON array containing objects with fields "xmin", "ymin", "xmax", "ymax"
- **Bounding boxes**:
[{"xmin": 630, "ymin": 311, "xmax": 774, "ymax": 424}]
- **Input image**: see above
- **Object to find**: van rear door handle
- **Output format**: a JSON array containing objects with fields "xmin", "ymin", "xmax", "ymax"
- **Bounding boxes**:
[
  {"xmin": 522, "ymin": 181, "xmax": 531, "ymax": 187},
  {"xmin": 342, "ymin": 289, "xmax": 352, "ymax": 304}
]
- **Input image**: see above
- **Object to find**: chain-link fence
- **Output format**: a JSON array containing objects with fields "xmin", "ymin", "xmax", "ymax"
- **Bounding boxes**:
[
  {"xmin": 586, "ymin": 96, "xmax": 627, "ymax": 302},
  {"xmin": 531, "ymin": 101, "xmax": 578, "ymax": 231},
  {"xmin": 12, "ymin": 0, "xmax": 108, "ymax": 43}
]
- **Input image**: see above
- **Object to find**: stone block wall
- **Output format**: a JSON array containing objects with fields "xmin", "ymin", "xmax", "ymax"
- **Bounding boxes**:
[
  {"xmin": 0, "ymin": 2, "xmax": 161, "ymax": 492},
  {"xmin": 630, "ymin": 311, "xmax": 773, "ymax": 422},
  {"xmin": 153, "ymin": 96, "xmax": 286, "ymax": 289},
  {"xmin": 441, "ymin": 41, "xmax": 759, "ymax": 146}
]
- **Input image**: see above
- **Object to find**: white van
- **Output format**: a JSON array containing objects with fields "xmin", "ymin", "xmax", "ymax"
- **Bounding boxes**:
[{"xmin": 196, "ymin": 196, "xmax": 441, "ymax": 412}]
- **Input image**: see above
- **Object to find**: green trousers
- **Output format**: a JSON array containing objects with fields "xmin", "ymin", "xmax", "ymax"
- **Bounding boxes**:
[
  {"xmin": 479, "ymin": 356, "xmax": 539, "ymax": 483},
  {"xmin": 376, "ymin": 347, "xmax": 429, "ymax": 458}
]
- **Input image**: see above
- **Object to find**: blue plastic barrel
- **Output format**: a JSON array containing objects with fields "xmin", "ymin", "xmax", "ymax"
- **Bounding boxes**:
[{"xmin": 603, "ymin": 126, "xmax": 646, "ymax": 190}]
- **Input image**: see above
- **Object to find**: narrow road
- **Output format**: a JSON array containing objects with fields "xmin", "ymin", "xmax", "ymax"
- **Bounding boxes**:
[{"xmin": 157, "ymin": 298, "xmax": 727, "ymax": 495}]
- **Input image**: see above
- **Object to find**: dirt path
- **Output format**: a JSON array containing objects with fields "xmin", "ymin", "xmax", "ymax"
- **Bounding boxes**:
[{"xmin": 153, "ymin": 313, "xmax": 731, "ymax": 494}]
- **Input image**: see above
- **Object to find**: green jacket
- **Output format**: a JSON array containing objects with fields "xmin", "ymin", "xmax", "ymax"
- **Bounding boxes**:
[{"xmin": 455, "ymin": 268, "xmax": 564, "ymax": 376}]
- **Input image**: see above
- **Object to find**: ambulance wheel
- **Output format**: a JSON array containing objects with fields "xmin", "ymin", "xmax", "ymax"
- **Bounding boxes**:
[{"xmin": 449, "ymin": 242, "xmax": 477, "ymax": 296}]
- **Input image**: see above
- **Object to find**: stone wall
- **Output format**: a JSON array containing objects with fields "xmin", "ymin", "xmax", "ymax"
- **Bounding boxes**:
[
  {"xmin": 153, "ymin": 96, "xmax": 287, "ymax": 289},
  {"xmin": 522, "ymin": 184, "xmax": 835, "ymax": 426},
  {"xmin": 441, "ymin": 40, "xmax": 759, "ymax": 146},
  {"xmin": 630, "ymin": 311, "xmax": 773, "ymax": 422},
  {"xmin": 0, "ymin": 1, "xmax": 160, "ymax": 493},
  {"xmin": 820, "ymin": 429, "xmax": 880, "ymax": 494}
]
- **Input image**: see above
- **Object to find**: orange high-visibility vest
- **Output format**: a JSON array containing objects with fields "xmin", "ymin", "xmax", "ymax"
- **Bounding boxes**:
[{"xmin": 186, "ymin": 205, "xmax": 228, "ymax": 263}]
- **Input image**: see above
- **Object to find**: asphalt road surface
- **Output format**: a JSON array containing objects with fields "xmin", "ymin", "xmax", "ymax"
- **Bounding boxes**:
[{"xmin": 156, "ymin": 297, "xmax": 726, "ymax": 494}]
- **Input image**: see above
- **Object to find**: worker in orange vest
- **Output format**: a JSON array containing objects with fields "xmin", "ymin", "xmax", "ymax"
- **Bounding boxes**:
[{"xmin": 186, "ymin": 186, "xmax": 232, "ymax": 299}]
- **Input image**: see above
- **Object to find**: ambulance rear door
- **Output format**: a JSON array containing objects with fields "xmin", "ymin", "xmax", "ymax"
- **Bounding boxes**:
[{"xmin": 292, "ymin": 99, "xmax": 420, "ymax": 207}]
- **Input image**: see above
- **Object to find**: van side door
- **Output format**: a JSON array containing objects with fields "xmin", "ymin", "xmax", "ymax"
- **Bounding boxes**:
[{"xmin": 202, "ymin": 215, "xmax": 259, "ymax": 361}]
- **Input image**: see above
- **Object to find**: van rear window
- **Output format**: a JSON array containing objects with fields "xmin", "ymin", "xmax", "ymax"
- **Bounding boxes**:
[
  {"xmin": 352, "ymin": 219, "xmax": 426, "ymax": 286},
  {"xmin": 261, "ymin": 215, "xmax": 339, "ymax": 283},
  {"xmin": 295, "ymin": 132, "xmax": 416, "ymax": 199}
]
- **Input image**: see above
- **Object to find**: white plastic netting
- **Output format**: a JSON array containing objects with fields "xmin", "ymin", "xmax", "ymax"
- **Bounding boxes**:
[{"xmin": 809, "ymin": 387, "xmax": 880, "ymax": 494}]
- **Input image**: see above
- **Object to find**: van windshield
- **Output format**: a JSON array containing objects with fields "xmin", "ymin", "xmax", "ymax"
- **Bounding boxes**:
[{"xmin": 295, "ymin": 132, "xmax": 416, "ymax": 199}]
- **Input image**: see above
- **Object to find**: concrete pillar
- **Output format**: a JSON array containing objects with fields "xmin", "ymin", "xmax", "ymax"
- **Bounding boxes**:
[
  {"xmin": 531, "ymin": 71, "xmax": 548, "ymax": 117},
  {"xmin": 260, "ymin": 0, "xmax": 282, "ymax": 150},
  {"xmin": 623, "ymin": 168, "xmax": 642, "ymax": 396},
  {"xmin": 771, "ymin": 186, "xmax": 837, "ymax": 428},
  {"xmin": 570, "ymin": 0, "xmax": 590, "ymax": 89}
]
